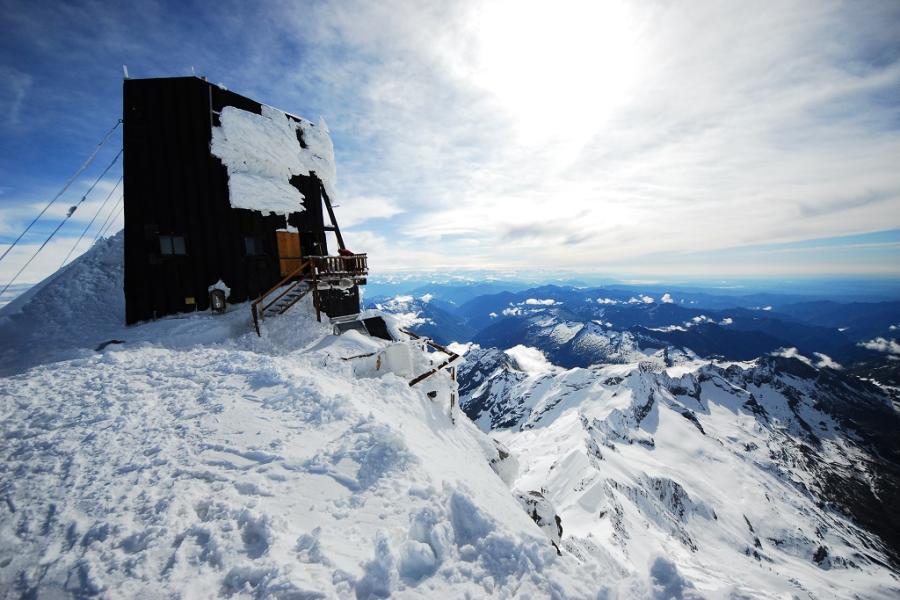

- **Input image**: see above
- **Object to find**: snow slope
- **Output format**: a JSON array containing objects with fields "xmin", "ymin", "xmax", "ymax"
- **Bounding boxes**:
[
  {"xmin": 0, "ymin": 232, "xmax": 251, "ymax": 378},
  {"xmin": 0, "ymin": 236, "xmax": 695, "ymax": 599},
  {"xmin": 458, "ymin": 347, "xmax": 900, "ymax": 598}
]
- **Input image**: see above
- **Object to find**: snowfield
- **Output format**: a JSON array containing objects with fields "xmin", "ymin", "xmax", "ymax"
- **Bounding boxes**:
[{"xmin": 0, "ymin": 235, "xmax": 686, "ymax": 599}]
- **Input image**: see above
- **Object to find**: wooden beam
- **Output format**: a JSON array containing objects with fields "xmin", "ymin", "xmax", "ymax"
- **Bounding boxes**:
[
  {"xmin": 318, "ymin": 181, "xmax": 346, "ymax": 250},
  {"xmin": 409, "ymin": 354, "xmax": 461, "ymax": 387}
]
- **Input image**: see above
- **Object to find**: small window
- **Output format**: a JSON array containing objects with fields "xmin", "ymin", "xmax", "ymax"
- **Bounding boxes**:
[
  {"xmin": 159, "ymin": 235, "xmax": 186, "ymax": 256},
  {"xmin": 244, "ymin": 236, "xmax": 264, "ymax": 256}
]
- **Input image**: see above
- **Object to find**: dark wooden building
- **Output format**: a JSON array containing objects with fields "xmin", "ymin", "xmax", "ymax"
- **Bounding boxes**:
[{"xmin": 123, "ymin": 76, "xmax": 366, "ymax": 326}]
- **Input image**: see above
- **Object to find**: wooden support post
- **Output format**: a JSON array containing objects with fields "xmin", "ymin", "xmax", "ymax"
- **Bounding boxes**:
[
  {"xmin": 251, "ymin": 303, "xmax": 260, "ymax": 337},
  {"xmin": 318, "ymin": 182, "xmax": 346, "ymax": 251},
  {"xmin": 450, "ymin": 365, "xmax": 457, "ymax": 425},
  {"xmin": 313, "ymin": 272, "xmax": 322, "ymax": 322}
]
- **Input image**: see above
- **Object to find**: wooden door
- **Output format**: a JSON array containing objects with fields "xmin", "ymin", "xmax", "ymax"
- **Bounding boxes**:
[{"xmin": 276, "ymin": 231, "xmax": 302, "ymax": 276}]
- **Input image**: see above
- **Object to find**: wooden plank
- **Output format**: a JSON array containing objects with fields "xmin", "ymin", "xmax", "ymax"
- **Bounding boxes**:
[{"xmin": 409, "ymin": 354, "xmax": 461, "ymax": 387}]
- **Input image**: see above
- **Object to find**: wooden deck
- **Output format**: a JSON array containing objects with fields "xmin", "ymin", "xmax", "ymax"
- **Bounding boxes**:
[{"xmin": 308, "ymin": 254, "xmax": 368, "ymax": 280}]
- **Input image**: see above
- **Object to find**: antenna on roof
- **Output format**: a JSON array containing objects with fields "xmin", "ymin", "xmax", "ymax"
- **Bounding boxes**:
[{"xmin": 122, "ymin": 65, "xmax": 130, "ymax": 79}]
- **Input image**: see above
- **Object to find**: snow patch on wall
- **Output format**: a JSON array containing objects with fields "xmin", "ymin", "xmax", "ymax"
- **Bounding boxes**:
[{"xmin": 210, "ymin": 105, "xmax": 337, "ymax": 217}]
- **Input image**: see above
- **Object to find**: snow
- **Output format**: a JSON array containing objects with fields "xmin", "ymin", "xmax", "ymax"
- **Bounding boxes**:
[
  {"xmin": 463, "ymin": 355, "xmax": 900, "ymax": 599},
  {"xmin": 208, "ymin": 278, "xmax": 232, "ymax": 299},
  {"xmin": 446, "ymin": 341, "xmax": 476, "ymax": 356},
  {"xmin": 547, "ymin": 322, "xmax": 583, "ymax": 345},
  {"xmin": 5, "ymin": 234, "xmax": 899, "ymax": 598},
  {"xmin": 210, "ymin": 104, "xmax": 338, "ymax": 217},
  {"xmin": 0, "ymin": 236, "xmax": 619, "ymax": 598},
  {"xmin": 371, "ymin": 295, "xmax": 431, "ymax": 330}
]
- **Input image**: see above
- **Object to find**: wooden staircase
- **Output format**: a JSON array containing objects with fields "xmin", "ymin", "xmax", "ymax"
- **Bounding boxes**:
[
  {"xmin": 251, "ymin": 260, "xmax": 314, "ymax": 336},
  {"xmin": 250, "ymin": 253, "xmax": 369, "ymax": 336}
]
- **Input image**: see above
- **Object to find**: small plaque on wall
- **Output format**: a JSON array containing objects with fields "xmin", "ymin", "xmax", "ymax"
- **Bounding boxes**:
[{"xmin": 185, "ymin": 297, "xmax": 196, "ymax": 305}]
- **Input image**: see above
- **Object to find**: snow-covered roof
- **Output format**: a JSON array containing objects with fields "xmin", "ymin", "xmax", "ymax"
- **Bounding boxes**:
[{"xmin": 210, "ymin": 104, "xmax": 337, "ymax": 217}]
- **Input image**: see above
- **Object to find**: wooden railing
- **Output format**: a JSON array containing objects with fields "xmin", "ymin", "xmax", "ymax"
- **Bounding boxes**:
[
  {"xmin": 402, "ymin": 329, "xmax": 461, "ymax": 424},
  {"xmin": 401, "ymin": 329, "xmax": 460, "ymax": 386},
  {"xmin": 308, "ymin": 254, "xmax": 368, "ymax": 278},
  {"xmin": 249, "ymin": 253, "xmax": 369, "ymax": 335}
]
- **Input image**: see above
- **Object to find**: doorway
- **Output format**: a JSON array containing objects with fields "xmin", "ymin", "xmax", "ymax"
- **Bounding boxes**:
[{"xmin": 276, "ymin": 231, "xmax": 302, "ymax": 276}]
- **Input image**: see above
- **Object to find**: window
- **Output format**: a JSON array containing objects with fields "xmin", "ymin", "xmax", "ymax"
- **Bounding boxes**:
[
  {"xmin": 244, "ymin": 236, "xmax": 264, "ymax": 256},
  {"xmin": 159, "ymin": 235, "xmax": 186, "ymax": 256}
]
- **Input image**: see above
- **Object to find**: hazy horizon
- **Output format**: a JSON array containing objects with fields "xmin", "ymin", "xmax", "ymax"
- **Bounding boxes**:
[{"xmin": 2, "ymin": 0, "xmax": 899, "ymax": 287}]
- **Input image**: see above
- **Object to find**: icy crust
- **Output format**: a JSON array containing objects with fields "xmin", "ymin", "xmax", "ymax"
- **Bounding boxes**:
[
  {"xmin": 464, "ymin": 354, "xmax": 900, "ymax": 598},
  {"xmin": 210, "ymin": 104, "xmax": 337, "ymax": 216}
]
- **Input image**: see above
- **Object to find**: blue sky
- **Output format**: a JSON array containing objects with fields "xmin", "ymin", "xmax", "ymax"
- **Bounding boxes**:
[{"xmin": 1, "ymin": 0, "xmax": 900, "ymax": 285}]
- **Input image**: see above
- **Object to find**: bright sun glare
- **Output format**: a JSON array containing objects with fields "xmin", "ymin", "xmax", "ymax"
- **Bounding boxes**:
[{"xmin": 468, "ymin": 0, "xmax": 642, "ymax": 144}]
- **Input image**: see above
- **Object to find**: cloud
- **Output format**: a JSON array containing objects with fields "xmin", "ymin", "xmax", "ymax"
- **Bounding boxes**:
[
  {"xmin": 660, "ymin": 293, "xmax": 674, "ymax": 303},
  {"xmin": 285, "ymin": 0, "xmax": 900, "ymax": 274},
  {"xmin": 813, "ymin": 352, "xmax": 843, "ymax": 370},
  {"xmin": 859, "ymin": 337, "xmax": 900, "ymax": 355},
  {"xmin": 504, "ymin": 344, "xmax": 553, "ymax": 375},
  {"xmin": 0, "ymin": 66, "xmax": 32, "ymax": 127},
  {"xmin": 773, "ymin": 347, "xmax": 814, "ymax": 367},
  {"xmin": 524, "ymin": 298, "xmax": 558, "ymax": 306},
  {"xmin": 3, "ymin": 0, "xmax": 900, "ymax": 280},
  {"xmin": 336, "ymin": 194, "xmax": 404, "ymax": 227}
]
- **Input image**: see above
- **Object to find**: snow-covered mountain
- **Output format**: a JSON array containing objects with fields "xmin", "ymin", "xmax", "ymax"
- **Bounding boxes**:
[
  {"xmin": 1, "ymin": 235, "xmax": 635, "ymax": 599},
  {"xmin": 457, "ymin": 342, "xmax": 900, "ymax": 598},
  {"xmin": 3, "ymin": 234, "xmax": 900, "ymax": 598},
  {"xmin": 364, "ymin": 294, "xmax": 476, "ymax": 346}
]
